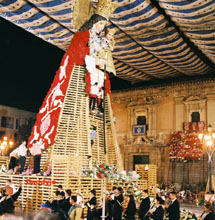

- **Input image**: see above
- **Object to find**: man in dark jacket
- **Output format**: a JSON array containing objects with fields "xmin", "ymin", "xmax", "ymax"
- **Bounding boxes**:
[
  {"xmin": 0, "ymin": 181, "xmax": 22, "ymax": 215},
  {"xmin": 166, "ymin": 191, "xmax": 180, "ymax": 220},
  {"xmin": 139, "ymin": 189, "xmax": 150, "ymax": 220},
  {"xmin": 50, "ymin": 191, "xmax": 68, "ymax": 220},
  {"xmin": 199, "ymin": 203, "xmax": 215, "ymax": 220}
]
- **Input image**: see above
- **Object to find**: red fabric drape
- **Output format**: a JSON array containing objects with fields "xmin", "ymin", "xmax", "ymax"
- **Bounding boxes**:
[{"xmin": 28, "ymin": 30, "xmax": 90, "ymax": 149}]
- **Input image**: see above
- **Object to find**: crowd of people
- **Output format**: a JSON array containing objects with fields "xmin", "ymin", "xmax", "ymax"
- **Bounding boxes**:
[{"xmin": 0, "ymin": 181, "xmax": 215, "ymax": 220}]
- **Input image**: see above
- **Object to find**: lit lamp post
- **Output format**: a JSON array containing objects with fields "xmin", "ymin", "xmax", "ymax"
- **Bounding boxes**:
[
  {"xmin": 0, "ymin": 136, "xmax": 14, "ymax": 155},
  {"xmin": 199, "ymin": 124, "xmax": 215, "ymax": 192}
]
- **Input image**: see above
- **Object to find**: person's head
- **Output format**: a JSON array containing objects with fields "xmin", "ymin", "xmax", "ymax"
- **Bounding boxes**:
[
  {"xmin": 57, "ymin": 191, "xmax": 65, "ymax": 200},
  {"xmin": 65, "ymin": 189, "xmax": 72, "ymax": 198},
  {"xmin": 90, "ymin": 189, "xmax": 96, "ymax": 197},
  {"xmin": 33, "ymin": 140, "xmax": 37, "ymax": 144},
  {"xmin": 5, "ymin": 186, "xmax": 13, "ymax": 195},
  {"xmin": 155, "ymin": 196, "xmax": 164, "ymax": 206},
  {"xmin": 57, "ymin": 185, "xmax": 63, "ymax": 191},
  {"xmin": 104, "ymin": 28, "xmax": 115, "ymax": 41},
  {"xmin": 22, "ymin": 141, "xmax": 26, "ymax": 145},
  {"xmin": 112, "ymin": 186, "xmax": 117, "ymax": 192},
  {"xmin": 142, "ymin": 189, "xmax": 148, "ymax": 197},
  {"xmin": 55, "ymin": 190, "xmax": 60, "ymax": 197},
  {"xmin": 117, "ymin": 187, "xmax": 123, "ymax": 194},
  {"xmin": 71, "ymin": 196, "xmax": 77, "ymax": 205},
  {"xmin": 79, "ymin": 14, "xmax": 107, "ymax": 33},
  {"xmin": 6, "ymin": 179, "xmax": 12, "ymax": 185},
  {"xmin": 169, "ymin": 191, "xmax": 177, "ymax": 200},
  {"xmin": 204, "ymin": 203, "xmax": 213, "ymax": 213}
]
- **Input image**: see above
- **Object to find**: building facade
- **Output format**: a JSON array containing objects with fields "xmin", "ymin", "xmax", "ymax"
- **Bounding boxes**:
[
  {"xmin": 112, "ymin": 80, "xmax": 215, "ymax": 191},
  {"xmin": 0, "ymin": 105, "xmax": 36, "ymax": 140}
]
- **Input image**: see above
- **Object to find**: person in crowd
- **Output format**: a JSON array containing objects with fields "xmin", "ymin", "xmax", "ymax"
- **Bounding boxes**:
[
  {"xmin": 148, "ymin": 196, "xmax": 164, "ymax": 220},
  {"xmin": 199, "ymin": 203, "xmax": 215, "ymax": 220},
  {"xmin": 166, "ymin": 191, "xmax": 180, "ymax": 220},
  {"xmin": 76, "ymin": 190, "xmax": 84, "ymax": 205},
  {"xmin": 64, "ymin": 189, "xmax": 72, "ymax": 214},
  {"xmin": 57, "ymin": 185, "xmax": 65, "ymax": 197},
  {"xmin": 139, "ymin": 189, "xmax": 150, "ymax": 220},
  {"xmin": 89, "ymin": 82, "xmax": 99, "ymax": 114},
  {"xmin": 30, "ymin": 140, "xmax": 44, "ymax": 174},
  {"xmin": 125, "ymin": 195, "xmax": 136, "ymax": 220},
  {"xmin": 0, "ymin": 181, "xmax": 22, "ymax": 215},
  {"xmin": 85, "ymin": 189, "xmax": 97, "ymax": 220},
  {"xmin": 113, "ymin": 187, "xmax": 124, "ymax": 220},
  {"xmin": 50, "ymin": 191, "xmax": 67, "ymax": 220},
  {"xmin": 90, "ymin": 126, "xmax": 97, "ymax": 147},
  {"xmin": 17, "ymin": 141, "xmax": 27, "ymax": 174},
  {"xmin": 6, "ymin": 179, "xmax": 16, "ymax": 194},
  {"xmin": 8, "ymin": 147, "xmax": 19, "ymax": 171},
  {"xmin": 107, "ymin": 192, "xmax": 114, "ymax": 220},
  {"xmin": 69, "ymin": 196, "xmax": 83, "ymax": 220}
]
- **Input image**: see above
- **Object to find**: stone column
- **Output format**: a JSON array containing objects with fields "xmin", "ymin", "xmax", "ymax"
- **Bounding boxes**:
[
  {"xmin": 174, "ymin": 97, "xmax": 184, "ymax": 130},
  {"xmin": 206, "ymin": 94, "xmax": 215, "ymax": 127}
]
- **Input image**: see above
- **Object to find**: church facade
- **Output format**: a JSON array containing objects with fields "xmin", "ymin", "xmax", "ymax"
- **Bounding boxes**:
[{"xmin": 112, "ymin": 80, "xmax": 215, "ymax": 192}]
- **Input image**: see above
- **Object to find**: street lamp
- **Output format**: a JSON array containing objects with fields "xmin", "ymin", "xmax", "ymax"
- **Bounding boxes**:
[{"xmin": 199, "ymin": 124, "xmax": 215, "ymax": 192}]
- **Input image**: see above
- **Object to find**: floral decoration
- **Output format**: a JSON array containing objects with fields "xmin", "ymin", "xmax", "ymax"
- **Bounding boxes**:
[
  {"xmin": 82, "ymin": 162, "xmax": 141, "ymax": 182},
  {"xmin": 163, "ymin": 209, "xmax": 197, "ymax": 220},
  {"xmin": 169, "ymin": 131, "xmax": 202, "ymax": 162}
]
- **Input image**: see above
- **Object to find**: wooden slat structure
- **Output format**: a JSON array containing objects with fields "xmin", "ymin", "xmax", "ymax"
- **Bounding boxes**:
[
  {"xmin": 135, "ymin": 164, "xmax": 157, "ymax": 197},
  {"xmin": 0, "ymin": 64, "xmax": 126, "ymax": 211}
]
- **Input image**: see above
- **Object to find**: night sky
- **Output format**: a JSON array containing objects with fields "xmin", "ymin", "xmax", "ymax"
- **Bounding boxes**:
[
  {"xmin": 1, "ymin": 17, "xmax": 215, "ymax": 113},
  {"xmin": 0, "ymin": 18, "xmax": 131, "ymax": 113}
]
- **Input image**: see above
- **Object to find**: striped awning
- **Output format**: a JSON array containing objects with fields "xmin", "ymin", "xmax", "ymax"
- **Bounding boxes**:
[{"xmin": 1, "ymin": 0, "xmax": 215, "ymax": 83}]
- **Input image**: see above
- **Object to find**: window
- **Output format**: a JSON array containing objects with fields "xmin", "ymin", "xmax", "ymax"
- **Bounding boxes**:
[
  {"xmin": 137, "ymin": 116, "xmax": 146, "ymax": 125},
  {"xmin": 133, "ymin": 155, "xmax": 149, "ymax": 170},
  {"xmin": 16, "ymin": 119, "xmax": 19, "ymax": 129},
  {"xmin": 1, "ymin": 116, "xmax": 14, "ymax": 129},
  {"xmin": 191, "ymin": 112, "xmax": 200, "ymax": 123},
  {"xmin": 1, "ymin": 117, "xmax": 6, "ymax": 128}
]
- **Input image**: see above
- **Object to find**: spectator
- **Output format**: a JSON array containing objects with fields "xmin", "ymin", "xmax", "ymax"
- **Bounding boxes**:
[
  {"xmin": 57, "ymin": 185, "xmax": 65, "ymax": 197},
  {"xmin": 64, "ymin": 189, "xmax": 72, "ymax": 214},
  {"xmin": 107, "ymin": 193, "xmax": 114, "ymax": 220},
  {"xmin": 139, "ymin": 189, "xmax": 150, "ymax": 220},
  {"xmin": 0, "ymin": 181, "xmax": 22, "ymax": 215},
  {"xmin": 125, "ymin": 195, "xmax": 136, "ymax": 220},
  {"xmin": 199, "ymin": 203, "xmax": 215, "ymax": 220},
  {"xmin": 30, "ymin": 140, "xmax": 44, "ymax": 174},
  {"xmin": 6, "ymin": 179, "xmax": 16, "ymax": 194},
  {"xmin": 18, "ymin": 141, "xmax": 27, "ymax": 174},
  {"xmin": 85, "ymin": 189, "xmax": 97, "ymax": 220},
  {"xmin": 50, "ymin": 191, "xmax": 67, "ymax": 220},
  {"xmin": 113, "ymin": 187, "xmax": 124, "ymax": 220},
  {"xmin": 8, "ymin": 148, "xmax": 19, "ymax": 171},
  {"xmin": 166, "ymin": 191, "xmax": 180, "ymax": 220},
  {"xmin": 69, "ymin": 196, "xmax": 82, "ymax": 220},
  {"xmin": 148, "ymin": 196, "xmax": 164, "ymax": 220}
]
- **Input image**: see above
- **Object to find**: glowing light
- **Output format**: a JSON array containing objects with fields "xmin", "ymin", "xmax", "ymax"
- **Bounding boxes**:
[
  {"xmin": 9, "ymin": 141, "xmax": 13, "ymax": 146},
  {"xmin": 0, "ymin": 145, "xmax": 4, "ymax": 150},
  {"xmin": 198, "ymin": 133, "xmax": 203, "ymax": 139},
  {"xmin": 212, "ymin": 133, "xmax": 215, "ymax": 139},
  {"xmin": 3, "ymin": 137, "xmax": 7, "ymax": 141},
  {"xmin": 206, "ymin": 140, "xmax": 213, "ymax": 147},
  {"xmin": 204, "ymin": 135, "xmax": 211, "ymax": 141},
  {"xmin": 2, "ymin": 141, "xmax": 7, "ymax": 146}
]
